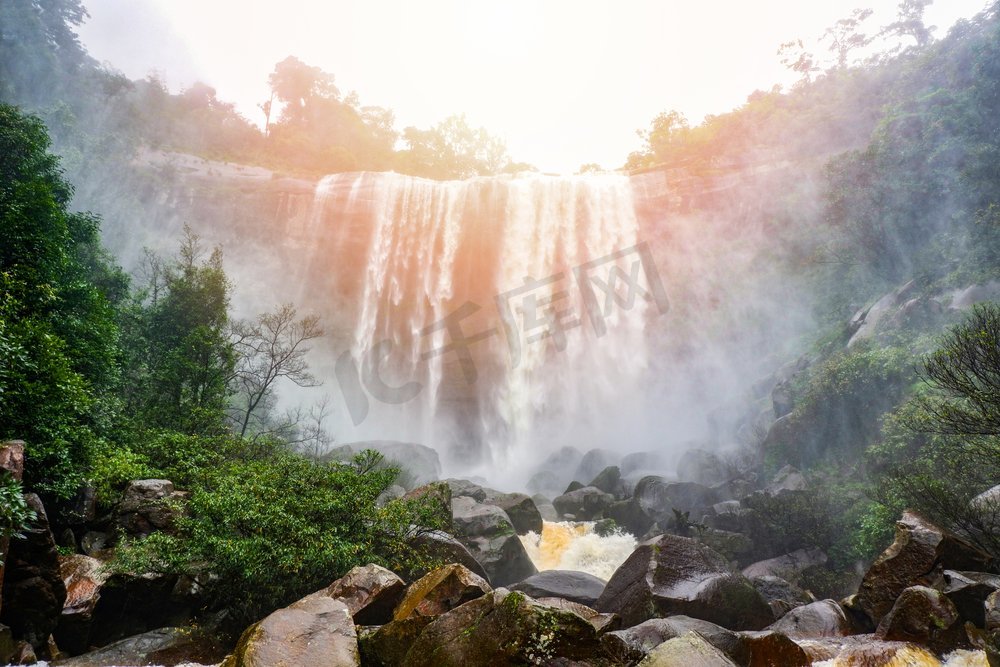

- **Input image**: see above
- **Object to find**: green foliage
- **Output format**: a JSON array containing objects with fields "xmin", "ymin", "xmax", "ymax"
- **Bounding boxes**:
[
  {"xmin": 396, "ymin": 114, "xmax": 510, "ymax": 180},
  {"xmin": 113, "ymin": 450, "xmax": 448, "ymax": 626},
  {"xmin": 0, "ymin": 472, "xmax": 36, "ymax": 562},
  {"xmin": 771, "ymin": 344, "xmax": 912, "ymax": 467},
  {"xmin": 0, "ymin": 104, "xmax": 123, "ymax": 498}
]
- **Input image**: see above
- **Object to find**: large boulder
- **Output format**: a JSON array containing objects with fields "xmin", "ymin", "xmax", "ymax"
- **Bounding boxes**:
[
  {"xmin": 450, "ymin": 497, "xmax": 536, "ymax": 586},
  {"xmin": 533, "ymin": 597, "xmax": 619, "ymax": 633},
  {"xmin": 874, "ymin": 585, "xmax": 962, "ymax": 652},
  {"xmin": 0, "ymin": 494, "xmax": 66, "ymax": 653},
  {"xmin": 359, "ymin": 617, "xmax": 433, "ymax": 667},
  {"xmin": 407, "ymin": 529, "xmax": 490, "ymax": 583},
  {"xmin": 767, "ymin": 599, "xmax": 852, "ymax": 639},
  {"xmin": 676, "ymin": 449, "xmax": 730, "ymax": 486},
  {"xmin": 324, "ymin": 564, "xmax": 405, "ymax": 625},
  {"xmin": 116, "ymin": 479, "xmax": 186, "ymax": 538},
  {"xmin": 601, "ymin": 617, "xmax": 746, "ymax": 665},
  {"xmin": 735, "ymin": 631, "xmax": 811, "ymax": 666},
  {"xmin": 574, "ymin": 448, "xmax": 620, "ymax": 484},
  {"xmin": 223, "ymin": 596, "xmax": 359, "ymax": 667},
  {"xmin": 611, "ymin": 477, "xmax": 718, "ymax": 536},
  {"xmin": 553, "ymin": 486, "xmax": 615, "ymax": 520},
  {"xmin": 942, "ymin": 570, "xmax": 1000, "ymax": 627},
  {"xmin": 53, "ymin": 554, "xmax": 111, "ymax": 655},
  {"xmin": 401, "ymin": 590, "xmax": 613, "ymax": 666},
  {"xmin": 86, "ymin": 570, "xmax": 197, "ymax": 647},
  {"xmin": 987, "ymin": 589, "xmax": 1000, "ymax": 632},
  {"xmin": 527, "ymin": 447, "xmax": 584, "ymax": 495},
  {"xmin": 590, "ymin": 466, "xmax": 625, "ymax": 498},
  {"xmin": 855, "ymin": 511, "xmax": 993, "ymax": 626},
  {"xmin": 637, "ymin": 632, "xmax": 736, "ymax": 666},
  {"xmin": 512, "ymin": 570, "xmax": 607, "ymax": 607},
  {"xmin": 620, "ymin": 451, "xmax": 669, "ymax": 478},
  {"xmin": 444, "ymin": 483, "xmax": 546, "ymax": 535},
  {"xmin": 741, "ymin": 548, "xmax": 828, "ymax": 580},
  {"xmin": 749, "ymin": 575, "xmax": 813, "ymax": 619},
  {"xmin": 57, "ymin": 626, "xmax": 223, "ymax": 667},
  {"xmin": 393, "ymin": 564, "xmax": 490, "ymax": 620},
  {"xmin": 595, "ymin": 533, "xmax": 774, "ymax": 630},
  {"xmin": 795, "ymin": 636, "xmax": 943, "ymax": 665}
]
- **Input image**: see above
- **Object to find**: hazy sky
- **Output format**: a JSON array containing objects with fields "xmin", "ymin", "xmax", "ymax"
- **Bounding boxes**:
[{"xmin": 77, "ymin": 0, "xmax": 988, "ymax": 172}]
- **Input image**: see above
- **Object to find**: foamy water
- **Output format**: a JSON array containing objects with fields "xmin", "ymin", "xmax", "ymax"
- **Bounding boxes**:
[
  {"xmin": 809, "ymin": 646, "xmax": 986, "ymax": 666},
  {"xmin": 519, "ymin": 520, "xmax": 637, "ymax": 581}
]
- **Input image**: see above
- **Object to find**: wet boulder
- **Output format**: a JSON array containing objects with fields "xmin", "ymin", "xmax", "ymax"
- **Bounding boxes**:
[
  {"xmin": 512, "ymin": 570, "xmax": 607, "ymax": 607},
  {"xmin": 620, "ymin": 451, "xmax": 669, "ymax": 478},
  {"xmin": 735, "ymin": 631, "xmax": 810, "ymax": 666},
  {"xmin": 393, "ymin": 563, "xmax": 491, "ymax": 620},
  {"xmin": 450, "ymin": 496, "xmax": 536, "ymax": 586},
  {"xmin": 338, "ymin": 441, "xmax": 441, "ymax": 487},
  {"xmin": 637, "ymin": 632, "xmax": 737, "ymax": 666},
  {"xmin": 54, "ymin": 554, "xmax": 111, "ymax": 655},
  {"xmin": 483, "ymin": 492, "xmax": 543, "ymax": 535},
  {"xmin": 406, "ymin": 529, "xmax": 490, "ymax": 583},
  {"xmin": 57, "ymin": 626, "xmax": 223, "ymax": 667},
  {"xmin": 601, "ymin": 616, "xmax": 747, "ymax": 665},
  {"xmin": 595, "ymin": 533, "xmax": 773, "ymax": 630},
  {"xmin": 676, "ymin": 449, "xmax": 730, "ymax": 486},
  {"xmin": 401, "ymin": 590, "xmax": 613, "ymax": 667},
  {"xmin": 116, "ymin": 479, "xmax": 186, "ymax": 538},
  {"xmin": 875, "ymin": 585, "xmax": 962, "ymax": 652},
  {"xmin": 553, "ymin": 486, "xmax": 615, "ymax": 520},
  {"xmin": 767, "ymin": 599, "xmax": 852, "ymax": 639},
  {"xmin": 590, "ymin": 466, "xmax": 625, "ymax": 498},
  {"xmin": 359, "ymin": 617, "xmax": 433, "ymax": 667},
  {"xmin": 324, "ymin": 564, "xmax": 406, "ymax": 625},
  {"xmin": 987, "ymin": 589, "xmax": 1000, "ymax": 632},
  {"xmin": 855, "ymin": 511, "xmax": 992, "ymax": 626},
  {"xmin": 749, "ymin": 575, "xmax": 813, "ymax": 619},
  {"xmin": 942, "ymin": 570, "xmax": 1000, "ymax": 627},
  {"xmin": 575, "ymin": 449, "xmax": 620, "ymax": 484},
  {"xmin": 533, "ymin": 597, "xmax": 619, "ymax": 633},
  {"xmin": 742, "ymin": 548, "xmax": 828, "ymax": 581},
  {"xmin": 223, "ymin": 596, "xmax": 360, "ymax": 667},
  {"xmin": 0, "ymin": 494, "xmax": 66, "ymax": 653},
  {"xmin": 763, "ymin": 465, "xmax": 807, "ymax": 495}
]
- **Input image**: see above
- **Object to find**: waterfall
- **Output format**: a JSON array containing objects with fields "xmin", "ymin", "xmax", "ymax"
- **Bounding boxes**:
[
  {"xmin": 316, "ymin": 171, "xmax": 663, "ymax": 477},
  {"xmin": 519, "ymin": 521, "xmax": 637, "ymax": 580}
]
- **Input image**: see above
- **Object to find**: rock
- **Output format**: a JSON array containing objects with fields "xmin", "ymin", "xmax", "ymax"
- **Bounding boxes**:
[
  {"xmin": 0, "ymin": 624, "xmax": 14, "ymax": 665},
  {"xmin": 633, "ymin": 476, "xmax": 718, "ymax": 525},
  {"xmin": 620, "ymin": 451, "xmax": 669, "ymax": 477},
  {"xmin": 948, "ymin": 281, "xmax": 1000, "ymax": 310},
  {"xmin": 972, "ymin": 484, "xmax": 1000, "ymax": 533},
  {"xmin": 764, "ymin": 465, "xmax": 807, "ymax": 494},
  {"xmin": 0, "ymin": 494, "xmax": 66, "ymax": 653},
  {"xmin": 58, "ymin": 485, "xmax": 98, "ymax": 526},
  {"xmin": 79, "ymin": 531, "xmax": 110, "ymax": 558},
  {"xmin": 637, "ymin": 632, "xmax": 737, "ymax": 666},
  {"xmin": 532, "ymin": 494, "xmax": 559, "ymax": 522},
  {"xmin": 339, "ymin": 441, "xmax": 441, "ymax": 487},
  {"xmin": 855, "ymin": 511, "xmax": 993, "ymax": 626},
  {"xmin": 359, "ymin": 617, "xmax": 433, "ymax": 667},
  {"xmin": 677, "ymin": 449, "xmax": 729, "ymax": 486},
  {"xmin": 528, "ymin": 447, "xmax": 584, "ymax": 495},
  {"xmin": 750, "ymin": 576, "xmax": 813, "ymax": 619},
  {"xmin": 324, "ymin": 564, "xmax": 405, "ymax": 625},
  {"xmin": 698, "ymin": 528, "xmax": 754, "ymax": 562},
  {"xmin": 742, "ymin": 548, "xmax": 828, "ymax": 580},
  {"xmin": 875, "ymin": 585, "xmax": 962, "ymax": 652},
  {"xmin": 117, "ymin": 479, "xmax": 186, "ymax": 537},
  {"xmin": 512, "ymin": 570, "xmax": 607, "ymax": 607},
  {"xmin": 601, "ymin": 617, "xmax": 746, "ymax": 665},
  {"xmin": 771, "ymin": 380, "xmax": 794, "ymax": 419},
  {"xmin": 223, "ymin": 596, "xmax": 359, "ymax": 667},
  {"xmin": 402, "ymin": 590, "xmax": 612, "ymax": 666},
  {"xmin": 848, "ymin": 280, "xmax": 917, "ymax": 346},
  {"xmin": 767, "ymin": 599, "xmax": 851, "ymax": 639},
  {"xmin": 575, "ymin": 449, "xmax": 620, "ymax": 484},
  {"xmin": 794, "ymin": 636, "xmax": 942, "ymax": 665},
  {"xmin": 590, "ymin": 466, "xmax": 623, "ymax": 497},
  {"xmin": 56, "ymin": 626, "xmax": 222, "ymax": 666},
  {"xmin": 943, "ymin": 570, "xmax": 1000, "ymax": 627},
  {"xmin": 484, "ymin": 492, "xmax": 543, "ymax": 535},
  {"xmin": 377, "ymin": 484, "xmax": 406, "ymax": 506},
  {"xmin": 407, "ymin": 529, "xmax": 490, "ymax": 583},
  {"xmin": 444, "ymin": 478, "xmax": 488, "ymax": 502},
  {"xmin": 553, "ymin": 486, "xmax": 615, "ymax": 521},
  {"xmin": 0, "ymin": 440, "xmax": 25, "ymax": 622},
  {"xmin": 53, "ymin": 554, "xmax": 111, "ymax": 655},
  {"xmin": 450, "ymin": 497, "xmax": 536, "ymax": 586},
  {"xmin": 527, "ymin": 470, "xmax": 562, "ymax": 496},
  {"xmin": 595, "ymin": 533, "xmax": 774, "ymax": 630},
  {"xmin": 394, "ymin": 564, "xmax": 491, "ymax": 620},
  {"xmin": 736, "ymin": 631, "xmax": 810, "ymax": 666},
  {"xmin": 86, "ymin": 570, "xmax": 196, "ymax": 647},
  {"xmin": 533, "ymin": 597, "xmax": 619, "ymax": 633},
  {"xmin": 987, "ymin": 590, "xmax": 1000, "ymax": 632},
  {"xmin": 564, "ymin": 480, "xmax": 586, "ymax": 494}
]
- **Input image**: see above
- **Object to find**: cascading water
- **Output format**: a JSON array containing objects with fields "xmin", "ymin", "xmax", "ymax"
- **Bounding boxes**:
[{"xmin": 315, "ymin": 171, "xmax": 665, "ymax": 479}]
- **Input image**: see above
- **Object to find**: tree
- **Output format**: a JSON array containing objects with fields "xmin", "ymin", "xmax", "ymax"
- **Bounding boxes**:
[
  {"xmin": 228, "ymin": 304, "xmax": 324, "ymax": 439},
  {"xmin": 881, "ymin": 0, "xmax": 936, "ymax": 48},
  {"xmin": 397, "ymin": 114, "xmax": 510, "ymax": 179},
  {"xmin": 0, "ymin": 104, "xmax": 123, "ymax": 498},
  {"xmin": 268, "ymin": 56, "xmax": 340, "ymax": 124},
  {"xmin": 126, "ymin": 227, "xmax": 234, "ymax": 435},
  {"xmin": 778, "ymin": 39, "xmax": 819, "ymax": 83},
  {"xmin": 821, "ymin": 8, "xmax": 875, "ymax": 69}
]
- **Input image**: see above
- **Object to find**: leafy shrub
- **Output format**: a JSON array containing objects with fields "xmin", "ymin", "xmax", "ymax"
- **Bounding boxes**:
[
  {"xmin": 113, "ymin": 450, "xmax": 448, "ymax": 626},
  {"xmin": 0, "ymin": 472, "xmax": 36, "ymax": 565}
]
